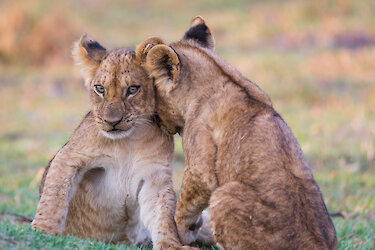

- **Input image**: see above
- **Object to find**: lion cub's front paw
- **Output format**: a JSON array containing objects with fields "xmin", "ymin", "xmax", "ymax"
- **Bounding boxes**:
[
  {"xmin": 31, "ymin": 219, "xmax": 59, "ymax": 235},
  {"xmin": 179, "ymin": 246, "xmax": 200, "ymax": 250},
  {"xmin": 154, "ymin": 242, "xmax": 199, "ymax": 250},
  {"xmin": 178, "ymin": 229, "xmax": 197, "ymax": 247},
  {"xmin": 176, "ymin": 215, "xmax": 203, "ymax": 245}
]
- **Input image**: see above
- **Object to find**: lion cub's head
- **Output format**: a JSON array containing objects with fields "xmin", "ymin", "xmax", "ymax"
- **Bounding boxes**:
[{"xmin": 73, "ymin": 34, "xmax": 157, "ymax": 139}]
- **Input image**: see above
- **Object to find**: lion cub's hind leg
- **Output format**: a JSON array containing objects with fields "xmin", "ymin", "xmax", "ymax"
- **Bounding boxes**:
[
  {"xmin": 209, "ymin": 182, "xmax": 262, "ymax": 249},
  {"xmin": 209, "ymin": 181, "xmax": 298, "ymax": 250}
]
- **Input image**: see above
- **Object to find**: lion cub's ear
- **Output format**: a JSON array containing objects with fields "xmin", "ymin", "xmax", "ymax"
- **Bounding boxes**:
[
  {"xmin": 145, "ymin": 44, "xmax": 180, "ymax": 93},
  {"xmin": 182, "ymin": 16, "xmax": 215, "ymax": 51},
  {"xmin": 72, "ymin": 34, "xmax": 107, "ymax": 83},
  {"xmin": 135, "ymin": 37, "xmax": 165, "ymax": 62}
]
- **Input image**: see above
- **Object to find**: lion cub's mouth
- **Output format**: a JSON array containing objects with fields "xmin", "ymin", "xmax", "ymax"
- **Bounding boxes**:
[
  {"xmin": 106, "ymin": 124, "xmax": 133, "ymax": 134},
  {"xmin": 108, "ymin": 128, "xmax": 121, "ymax": 133},
  {"xmin": 101, "ymin": 126, "xmax": 134, "ymax": 140},
  {"xmin": 99, "ymin": 114, "xmax": 137, "ymax": 139},
  {"xmin": 106, "ymin": 125, "xmax": 132, "ymax": 135}
]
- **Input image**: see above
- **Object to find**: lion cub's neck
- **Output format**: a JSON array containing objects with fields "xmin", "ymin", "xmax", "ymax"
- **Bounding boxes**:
[{"xmin": 161, "ymin": 44, "xmax": 269, "ymax": 132}]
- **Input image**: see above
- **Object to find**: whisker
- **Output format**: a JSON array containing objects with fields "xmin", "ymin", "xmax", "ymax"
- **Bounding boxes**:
[
  {"xmin": 134, "ymin": 119, "xmax": 154, "ymax": 130},
  {"xmin": 135, "ymin": 118, "xmax": 154, "ymax": 125},
  {"xmin": 134, "ymin": 120, "xmax": 153, "ymax": 126},
  {"xmin": 131, "ymin": 113, "xmax": 156, "ymax": 118}
]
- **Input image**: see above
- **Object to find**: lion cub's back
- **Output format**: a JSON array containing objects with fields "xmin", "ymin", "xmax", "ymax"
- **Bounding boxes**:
[{"xmin": 212, "ymin": 98, "xmax": 337, "ymax": 248}]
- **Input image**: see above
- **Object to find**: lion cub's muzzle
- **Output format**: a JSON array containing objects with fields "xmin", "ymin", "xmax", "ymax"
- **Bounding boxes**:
[
  {"xmin": 100, "ymin": 108, "xmax": 135, "ymax": 138},
  {"xmin": 104, "ymin": 116, "xmax": 123, "ymax": 132}
]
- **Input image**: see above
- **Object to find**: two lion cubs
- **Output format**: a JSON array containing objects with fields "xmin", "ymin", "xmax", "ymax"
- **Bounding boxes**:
[{"xmin": 33, "ymin": 17, "xmax": 337, "ymax": 249}]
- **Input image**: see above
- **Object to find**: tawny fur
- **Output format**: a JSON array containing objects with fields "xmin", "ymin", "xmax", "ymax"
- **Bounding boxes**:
[
  {"xmin": 139, "ymin": 16, "xmax": 338, "ymax": 250},
  {"xmin": 31, "ymin": 35, "xmax": 194, "ymax": 249}
]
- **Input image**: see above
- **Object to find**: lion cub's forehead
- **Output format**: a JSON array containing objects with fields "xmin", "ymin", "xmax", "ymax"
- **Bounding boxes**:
[
  {"xmin": 95, "ymin": 48, "xmax": 140, "ymax": 86},
  {"xmin": 101, "ymin": 49, "xmax": 135, "ymax": 72}
]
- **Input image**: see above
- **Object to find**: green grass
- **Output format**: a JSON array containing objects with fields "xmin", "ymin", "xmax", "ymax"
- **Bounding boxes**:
[
  {"xmin": 0, "ymin": 220, "xmax": 140, "ymax": 249},
  {"xmin": 1, "ymin": 0, "xmax": 375, "ymax": 249}
]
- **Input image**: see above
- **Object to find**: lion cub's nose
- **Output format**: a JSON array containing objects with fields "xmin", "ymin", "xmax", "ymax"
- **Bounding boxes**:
[{"xmin": 104, "ymin": 117, "xmax": 123, "ymax": 127}]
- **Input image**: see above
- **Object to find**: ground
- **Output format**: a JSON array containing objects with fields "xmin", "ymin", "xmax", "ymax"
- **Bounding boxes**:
[{"xmin": 0, "ymin": 0, "xmax": 374, "ymax": 249}]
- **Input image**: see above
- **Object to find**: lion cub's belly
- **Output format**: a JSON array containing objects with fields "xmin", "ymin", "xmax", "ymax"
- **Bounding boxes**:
[{"xmin": 64, "ymin": 159, "xmax": 150, "ymax": 245}]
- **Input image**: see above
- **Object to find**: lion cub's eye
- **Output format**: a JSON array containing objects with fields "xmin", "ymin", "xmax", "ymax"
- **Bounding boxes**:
[
  {"xmin": 127, "ymin": 86, "xmax": 140, "ymax": 96},
  {"xmin": 94, "ymin": 85, "xmax": 105, "ymax": 95}
]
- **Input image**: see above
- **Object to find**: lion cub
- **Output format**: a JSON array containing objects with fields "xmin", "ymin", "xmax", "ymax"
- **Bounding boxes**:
[
  {"xmin": 31, "ymin": 35, "xmax": 186, "ymax": 249},
  {"xmin": 138, "ymin": 17, "xmax": 337, "ymax": 249}
]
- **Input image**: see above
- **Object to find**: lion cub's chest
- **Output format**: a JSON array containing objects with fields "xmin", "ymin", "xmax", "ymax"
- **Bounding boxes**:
[
  {"xmin": 82, "ymin": 151, "xmax": 138, "ymax": 212},
  {"xmin": 66, "ymin": 146, "xmax": 149, "ymax": 243}
]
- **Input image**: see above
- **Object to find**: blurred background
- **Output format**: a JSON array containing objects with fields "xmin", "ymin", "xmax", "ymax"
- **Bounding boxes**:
[{"xmin": 0, "ymin": 0, "xmax": 374, "ymax": 248}]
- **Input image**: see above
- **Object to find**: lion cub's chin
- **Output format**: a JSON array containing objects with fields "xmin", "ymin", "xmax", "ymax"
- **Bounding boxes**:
[{"xmin": 100, "ymin": 127, "xmax": 135, "ymax": 140}]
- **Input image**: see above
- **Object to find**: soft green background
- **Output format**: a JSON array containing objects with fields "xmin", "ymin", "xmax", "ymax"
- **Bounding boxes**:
[{"xmin": 0, "ymin": 0, "xmax": 374, "ymax": 249}]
